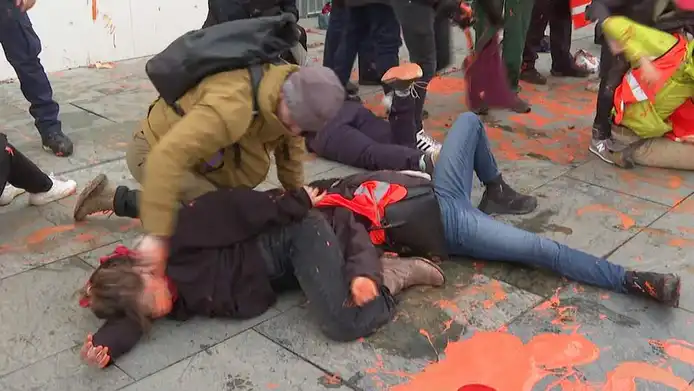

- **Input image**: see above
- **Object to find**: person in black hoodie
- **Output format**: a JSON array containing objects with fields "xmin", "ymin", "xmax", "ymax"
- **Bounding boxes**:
[{"xmin": 77, "ymin": 184, "xmax": 445, "ymax": 368}]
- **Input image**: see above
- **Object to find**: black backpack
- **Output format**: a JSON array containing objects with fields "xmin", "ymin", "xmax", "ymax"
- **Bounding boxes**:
[{"xmin": 145, "ymin": 13, "xmax": 298, "ymax": 116}]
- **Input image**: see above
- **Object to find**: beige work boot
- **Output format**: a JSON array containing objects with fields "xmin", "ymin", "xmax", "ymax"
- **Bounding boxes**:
[
  {"xmin": 381, "ymin": 254, "xmax": 446, "ymax": 295},
  {"xmin": 73, "ymin": 174, "xmax": 116, "ymax": 221}
]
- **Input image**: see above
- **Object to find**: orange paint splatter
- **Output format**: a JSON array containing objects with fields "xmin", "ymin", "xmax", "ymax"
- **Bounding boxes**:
[
  {"xmin": 575, "ymin": 204, "xmax": 636, "ymax": 230},
  {"xmin": 427, "ymin": 76, "xmax": 467, "ymax": 95},
  {"xmin": 91, "ymin": 0, "xmax": 98, "ymax": 21},
  {"xmin": 24, "ymin": 225, "xmax": 76, "ymax": 245},
  {"xmin": 603, "ymin": 362, "xmax": 693, "ymax": 390}
]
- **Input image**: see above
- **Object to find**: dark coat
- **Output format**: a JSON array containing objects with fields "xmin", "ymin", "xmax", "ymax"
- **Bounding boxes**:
[{"xmin": 202, "ymin": 0, "xmax": 299, "ymax": 28}]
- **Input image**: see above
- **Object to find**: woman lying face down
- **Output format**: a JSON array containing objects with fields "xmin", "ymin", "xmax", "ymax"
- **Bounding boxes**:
[{"xmin": 76, "ymin": 186, "xmax": 445, "ymax": 369}]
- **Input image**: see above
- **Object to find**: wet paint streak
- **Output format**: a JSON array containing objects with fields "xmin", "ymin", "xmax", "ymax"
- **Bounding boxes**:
[
  {"xmin": 25, "ymin": 224, "xmax": 76, "ymax": 245},
  {"xmin": 390, "ymin": 331, "xmax": 694, "ymax": 391},
  {"xmin": 575, "ymin": 204, "xmax": 636, "ymax": 230},
  {"xmin": 91, "ymin": 0, "xmax": 98, "ymax": 21}
]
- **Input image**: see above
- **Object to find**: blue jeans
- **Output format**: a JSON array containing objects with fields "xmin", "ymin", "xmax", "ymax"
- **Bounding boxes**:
[
  {"xmin": 333, "ymin": 4, "xmax": 401, "ymax": 87},
  {"xmin": 433, "ymin": 113, "xmax": 627, "ymax": 293}
]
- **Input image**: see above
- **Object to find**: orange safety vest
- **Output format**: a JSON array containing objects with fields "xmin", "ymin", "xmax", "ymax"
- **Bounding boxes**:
[
  {"xmin": 571, "ymin": 0, "xmax": 592, "ymax": 29},
  {"xmin": 316, "ymin": 180, "xmax": 407, "ymax": 245},
  {"xmin": 613, "ymin": 34, "xmax": 688, "ymax": 125}
]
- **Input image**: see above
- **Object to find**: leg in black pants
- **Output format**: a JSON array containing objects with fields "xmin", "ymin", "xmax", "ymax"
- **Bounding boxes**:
[
  {"xmin": 287, "ymin": 212, "xmax": 395, "ymax": 341},
  {"xmin": 0, "ymin": 133, "xmax": 52, "ymax": 197}
]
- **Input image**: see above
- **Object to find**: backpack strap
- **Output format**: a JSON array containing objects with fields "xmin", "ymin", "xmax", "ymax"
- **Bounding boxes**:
[{"xmin": 248, "ymin": 64, "xmax": 264, "ymax": 116}]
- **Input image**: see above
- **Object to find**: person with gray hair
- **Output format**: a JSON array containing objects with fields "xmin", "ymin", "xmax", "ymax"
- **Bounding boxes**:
[{"xmin": 72, "ymin": 64, "xmax": 345, "ymax": 266}]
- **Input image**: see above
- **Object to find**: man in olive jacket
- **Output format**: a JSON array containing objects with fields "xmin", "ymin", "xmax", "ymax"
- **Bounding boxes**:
[{"xmin": 73, "ymin": 64, "xmax": 345, "ymax": 241}]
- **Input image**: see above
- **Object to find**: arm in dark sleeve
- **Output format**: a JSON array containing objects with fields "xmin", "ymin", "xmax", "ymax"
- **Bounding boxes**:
[
  {"xmin": 332, "ymin": 208, "xmax": 383, "ymax": 286},
  {"xmin": 171, "ymin": 188, "xmax": 312, "ymax": 249},
  {"xmin": 585, "ymin": 0, "xmax": 628, "ymax": 23},
  {"xmin": 91, "ymin": 317, "xmax": 144, "ymax": 363}
]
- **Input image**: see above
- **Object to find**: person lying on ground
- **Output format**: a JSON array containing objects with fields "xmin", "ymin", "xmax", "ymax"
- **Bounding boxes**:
[
  {"xmin": 0, "ymin": 133, "xmax": 77, "ymax": 206},
  {"xmin": 598, "ymin": 15, "xmax": 694, "ymax": 170},
  {"xmin": 72, "ymin": 64, "xmax": 344, "ymax": 266},
  {"xmin": 309, "ymin": 111, "xmax": 682, "ymax": 307},
  {"xmin": 76, "ymin": 185, "xmax": 444, "ymax": 369},
  {"xmin": 304, "ymin": 63, "xmax": 441, "ymax": 175}
]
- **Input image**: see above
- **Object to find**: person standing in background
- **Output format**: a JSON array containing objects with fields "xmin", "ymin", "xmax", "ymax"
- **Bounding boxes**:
[
  {"xmin": 333, "ymin": 0, "xmax": 401, "ymax": 94},
  {"xmin": 520, "ymin": 0, "xmax": 590, "ymax": 85},
  {"xmin": 0, "ymin": 0, "xmax": 74, "ymax": 156},
  {"xmin": 473, "ymin": 0, "xmax": 535, "ymax": 113}
]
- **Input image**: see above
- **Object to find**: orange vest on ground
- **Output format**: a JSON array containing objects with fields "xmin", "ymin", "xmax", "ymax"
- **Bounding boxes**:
[
  {"xmin": 612, "ymin": 35, "xmax": 694, "ymax": 142},
  {"xmin": 316, "ymin": 180, "xmax": 407, "ymax": 245},
  {"xmin": 571, "ymin": 0, "xmax": 592, "ymax": 29}
]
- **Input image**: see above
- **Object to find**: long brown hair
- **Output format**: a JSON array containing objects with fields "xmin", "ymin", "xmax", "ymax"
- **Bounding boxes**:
[{"xmin": 79, "ymin": 256, "xmax": 152, "ymax": 330}]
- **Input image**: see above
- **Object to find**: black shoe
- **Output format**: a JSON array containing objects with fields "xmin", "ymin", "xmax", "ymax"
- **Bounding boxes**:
[
  {"xmin": 551, "ymin": 65, "xmax": 591, "ymax": 78},
  {"xmin": 419, "ymin": 150, "xmax": 438, "ymax": 175},
  {"xmin": 520, "ymin": 67, "xmax": 548, "ymax": 85},
  {"xmin": 478, "ymin": 177, "xmax": 538, "ymax": 215},
  {"xmin": 624, "ymin": 271, "xmax": 680, "ymax": 307},
  {"xmin": 42, "ymin": 131, "xmax": 74, "ymax": 157},
  {"xmin": 511, "ymin": 95, "xmax": 531, "ymax": 113}
]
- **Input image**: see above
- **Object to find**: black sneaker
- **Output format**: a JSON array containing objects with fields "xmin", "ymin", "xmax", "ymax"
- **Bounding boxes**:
[
  {"xmin": 551, "ymin": 65, "xmax": 591, "ymax": 78},
  {"xmin": 42, "ymin": 131, "xmax": 74, "ymax": 157},
  {"xmin": 511, "ymin": 95, "xmax": 531, "ymax": 114},
  {"xmin": 624, "ymin": 271, "xmax": 681, "ymax": 307},
  {"xmin": 520, "ymin": 67, "xmax": 548, "ymax": 85},
  {"xmin": 478, "ymin": 177, "xmax": 538, "ymax": 215}
]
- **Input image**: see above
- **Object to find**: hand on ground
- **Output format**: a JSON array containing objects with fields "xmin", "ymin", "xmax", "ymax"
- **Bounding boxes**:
[
  {"xmin": 80, "ymin": 334, "xmax": 110, "ymax": 369},
  {"xmin": 351, "ymin": 276, "xmax": 379, "ymax": 306}
]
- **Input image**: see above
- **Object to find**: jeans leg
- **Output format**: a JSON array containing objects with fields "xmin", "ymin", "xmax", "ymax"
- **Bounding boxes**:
[
  {"xmin": 439, "ymin": 200, "xmax": 626, "ymax": 292},
  {"xmin": 388, "ymin": 93, "xmax": 418, "ymax": 148},
  {"xmin": 433, "ymin": 113, "xmax": 500, "ymax": 200},
  {"xmin": 288, "ymin": 212, "xmax": 395, "ymax": 342},
  {"xmin": 0, "ymin": 12, "xmax": 61, "ymax": 137},
  {"xmin": 323, "ymin": 6, "xmax": 348, "ymax": 69},
  {"xmin": 390, "ymin": 0, "xmax": 436, "ymax": 130},
  {"xmin": 0, "ymin": 134, "xmax": 52, "ymax": 194},
  {"xmin": 333, "ymin": 7, "xmax": 365, "ymax": 85}
]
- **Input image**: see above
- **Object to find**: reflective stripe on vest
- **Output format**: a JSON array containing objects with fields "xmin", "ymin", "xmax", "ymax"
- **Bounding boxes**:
[
  {"xmin": 625, "ymin": 71, "xmax": 649, "ymax": 102},
  {"xmin": 571, "ymin": 0, "xmax": 591, "ymax": 29}
]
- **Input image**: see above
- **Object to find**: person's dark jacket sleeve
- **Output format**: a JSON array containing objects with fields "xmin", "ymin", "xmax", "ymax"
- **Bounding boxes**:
[
  {"xmin": 278, "ymin": 0, "xmax": 299, "ymax": 20},
  {"xmin": 331, "ymin": 208, "xmax": 383, "ymax": 286},
  {"xmin": 91, "ymin": 317, "xmax": 144, "ymax": 363},
  {"xmin": 171, "ymin": 188, "xmax": 312, "ymax": 250}
]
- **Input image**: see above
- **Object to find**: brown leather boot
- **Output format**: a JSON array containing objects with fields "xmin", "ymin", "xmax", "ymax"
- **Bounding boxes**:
[
  {"xmin": 381, "ymin": 254, "xmax": 446, "ymax": 295},
  {"xmin": 73, "ymin": 174, "xmax": 116, "ymax": 221}
]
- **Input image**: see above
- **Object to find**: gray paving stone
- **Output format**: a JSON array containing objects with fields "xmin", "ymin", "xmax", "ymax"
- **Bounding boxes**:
[
  {"xmin": 569, "ymin": 159, "xmax": 694, "ymax": 207},
  {"xmin": 0, "ymin": 257, "xmax": 101, "ymax": 377},
  {"xmin": 114, "ymin": 311, "xmax": 282, "ymax": 380},
  {"xmin": 498, "ymin": 176, "xmax": 669, "ymax": 257},
  {"xmin": 256, "ymin": 263, "xmax": 541, "ymax": 389},
  {"xmin": 609, "ymin": 197, "xmax": 694, "ymax": 311},
  {"xmin": 0, "ymin": 346, "xmax": 133, "ymax": 391},
  {"xmin": 71, "ymin": 90, "xmax": 157, "ymax": 123},
  {"xmin": 119, "ymin": 330, "xmax": 347, "ymax": 391}
]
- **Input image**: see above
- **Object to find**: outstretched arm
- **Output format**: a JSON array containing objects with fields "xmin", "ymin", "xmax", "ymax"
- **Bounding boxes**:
[{"xmin": 82, "ymin": 318, "xmax": 145, "ymax": 368}]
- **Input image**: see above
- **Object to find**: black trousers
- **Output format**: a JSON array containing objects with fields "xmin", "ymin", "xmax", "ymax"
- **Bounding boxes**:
[
  {"xmin": 0, "ymin": 10, "xmax": 60, "ymax": 137},
  {"xmin": 390, "ymin": 0, "xmax": 451, "ymax": 130},
  {"xmin": 592, "ymin": 42, "xmax": 629, "ymax": 140},
  {"xmin": 258, "ymin": 211, "xmax": 396, "ymax": 341},
  {"xmin": 521, "ymin": 0, "xmax": 573, "ymax": 71},
  {"xmin": 0, "ymin": 133, "xmax": 52, "ymax": 195}
]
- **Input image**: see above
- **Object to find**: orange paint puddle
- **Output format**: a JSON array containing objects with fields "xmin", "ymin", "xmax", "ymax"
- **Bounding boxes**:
[
  {"xmin": 575, "ymin": 204, "xmax": 636, "ymax": 230},
  {"xmin": 427, "ymin": 76, "xmax": 467, "ymax": 95},
  {"xmin": 389, "ymin": 332, "xmax": 694, "ymax": 391}
]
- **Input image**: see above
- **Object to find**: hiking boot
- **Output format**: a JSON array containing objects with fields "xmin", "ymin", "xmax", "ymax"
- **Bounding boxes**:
[
  {"xmin": 416, "ymin": 129, "xmax": 442, "ymax": 154},
  {"xmin": 381, "ymin": 254, "xmax": 445, "ymax": 295},
  {"xmin": 381, "ymin": 63, "xmax": 423, "ymax": 94},
  {"xmin": 551, "ymin": 65, "xmax": 591, "ymax": 78},
  {"xmin": 478, "ymin": 176, "xmax": 538, "ymax": 215},
  {"xmin": 29, "ymin": 176, "xmax": 77, "ymax": 206},
  {"xmin": 0, "ymin": 184, "xmax": 26, "ymax": 206},
  {"xmin": 511, "ymin": 95, "xmax": 531, "ymax": 113},
  {"xmin": 73, "ymin": 174, "xmax": 116, "ymax": 221},
  {"xmin": 589, "ymin": 137, "xmax": 615, "ymax": 164},
  {"xmin": 520, "ymin": 67, "xmax": 548, "ymax": 85},
  {"xmin": 42, "ymin": 131, "xmax": 74, "ymax": 157},
  {"xmin": 624, "ymin": 271, "xmax": 680, "ymax": 307}
]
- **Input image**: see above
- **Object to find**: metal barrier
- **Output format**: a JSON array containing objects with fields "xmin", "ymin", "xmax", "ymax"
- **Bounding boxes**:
[{"xmin": 297, "ymin": 0, "xmax": 325, "ymax": 17}]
